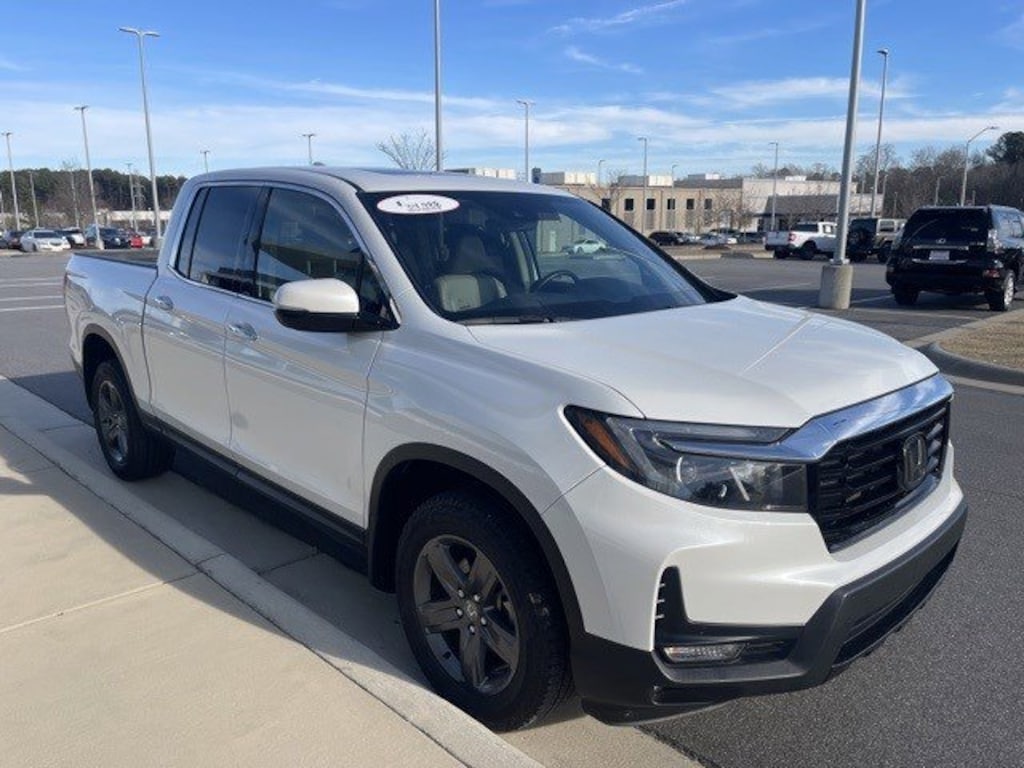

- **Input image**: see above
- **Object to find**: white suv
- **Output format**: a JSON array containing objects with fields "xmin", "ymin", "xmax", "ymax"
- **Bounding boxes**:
[{"xmin": 66, "ymin": 168, "xmax": 967, "ymax": 729}]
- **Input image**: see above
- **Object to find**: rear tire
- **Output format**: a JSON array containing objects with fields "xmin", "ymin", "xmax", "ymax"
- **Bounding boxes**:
[
  {"xmin": 893, "ymin": 285, "xmax": 919, "ymax": 306},
  {"xmin": 799, "ymin": 242, "xmax": 816, "ymax": 260},
  {"xmin": 395, "ymin": 490, "xmax": 572, "ymax": 730},
  {"xmin": 986, "ymin": 272, "xmax": 1015, "ymax": 312},
  {"xmin": 90, "ymin": 359, "xmax": 174, "ymax": 480}
]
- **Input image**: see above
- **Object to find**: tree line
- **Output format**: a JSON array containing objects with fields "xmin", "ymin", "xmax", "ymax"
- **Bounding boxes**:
[{"xmin": 1, "ymin": 165, "xmax": 187, "ymax": 230}]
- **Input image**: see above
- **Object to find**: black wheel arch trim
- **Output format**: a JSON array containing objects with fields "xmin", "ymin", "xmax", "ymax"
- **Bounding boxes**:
[
  {"xmin": 367, "ymin": 443, "xmax": 586, "ymax": 644},
  {"xmin": 80, "ymin": 323, "xmax": 139, "ymax": 410}
]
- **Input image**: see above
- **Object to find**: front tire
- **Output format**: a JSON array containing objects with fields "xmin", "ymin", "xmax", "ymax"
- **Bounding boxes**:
[
  {"xmin": 91, "ymin": 360, "xmax": 174, "ymax": 480},
  {"xmin": 986, "ymin": 272, "xmax": 1016, "ymax": 311},
  {"xmin": 799, "ymin": 242, "xmax": 816, "ymax": 260},
  {"xmin": 395, "ymin": 490, "xmax": 572, "ymax": 730}
]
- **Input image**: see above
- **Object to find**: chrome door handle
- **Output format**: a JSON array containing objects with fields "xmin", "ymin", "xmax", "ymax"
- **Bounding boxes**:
[
  {"xmin": 227, "ymin": 322, "xmax": 259, "ymax": 341},
  {"xmin": 152, "ymin": 295, "xmax": 174, "ymax": 311}
]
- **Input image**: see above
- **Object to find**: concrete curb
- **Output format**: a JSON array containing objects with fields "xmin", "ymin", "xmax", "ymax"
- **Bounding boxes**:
[
  {"xmin": 0, "ymin": 388, "xmax": 541, "ymax": 768},
  {"xmin": 919, "ymin": 342, "xmax": 1024, "ymax": 388}
]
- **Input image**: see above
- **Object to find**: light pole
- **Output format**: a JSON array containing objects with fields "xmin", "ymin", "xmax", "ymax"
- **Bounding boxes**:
[
  {"xmin": 869, "ymin": 48, "xmax": 889, "ymax": 217},
  {"xmin": 959, "ymin": 125, "xmax": 998, "ymax": 206},
  {"xmin": 819, "ymin": 0, "xmax": 866, "ymax": 310},
  {"xmin": 126, "ymin": 162, "xmax": 138, "ymax": 230},
  {"xmin": 638, "ymin": 136, "xmax": 648, "ymax": 233},
  {"xmin": 670, "ymin": 163, "xmax": 678, "ymax": 181},
  {"xmin": 301, "ymin": 133, "xmax": 316, "ymax": 165},
  {"xmin": 68, "ymin": 167, "xmax": 81, "ymax": 228},
  {"xmin": 74, "ymin": 106, "xmax": 103, "ymax": 250},
  {"xmin": 28, "ymin": 170, "xmax": 38, "ymax": 226},
  {"xmin": 516, "ymin": 99, "xmax": 534, "ymax": 182},
  {"xmin": 201, "ymin": 149, "xmax": 210, "ymax": 173},
  {"xmin": 934, "ymin": 175, "xmax": 942, "ymax": 205},
  {"xmin": 119, "ymin": 26, "xmax": 162, "ymax": 245},
  {"xmin": 3, "ymin": 132, "xmax": 19, "ymax": 229},
  {"xmin": 433, "ymin": 0, "xmax": 443, "ymax": 172},
  {"xmin": 769, "ymin": 141, "xmax": 779, "ymax": 231},
  {"xmin": 597, "ymin": 159, "xmax": 605, "ymax": 187}
]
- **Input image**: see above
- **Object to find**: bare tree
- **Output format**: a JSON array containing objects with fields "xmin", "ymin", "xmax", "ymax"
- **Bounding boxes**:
[{"xmin": 376, "ymin": 130, "xmax": 437, "ymax": 170}]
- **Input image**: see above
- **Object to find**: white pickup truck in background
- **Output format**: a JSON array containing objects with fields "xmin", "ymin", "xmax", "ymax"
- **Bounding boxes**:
[
  {"xmin": 765, "ymin": 221, "xmax": 838, "ymax": 259},
  {"xmin": 64, "ymin": 167, "xmax": 966, "ymax": 729}
]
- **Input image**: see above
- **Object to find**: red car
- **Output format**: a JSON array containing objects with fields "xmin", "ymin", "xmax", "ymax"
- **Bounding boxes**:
[{"xmin": 120, "ymin": 230, "xmax": 144, "ymax": 248}]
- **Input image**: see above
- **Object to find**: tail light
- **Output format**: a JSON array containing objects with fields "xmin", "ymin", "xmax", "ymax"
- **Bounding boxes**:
[{"xmin": 987, "ymin": 228, "xmax": 1001, "ymax": 252}]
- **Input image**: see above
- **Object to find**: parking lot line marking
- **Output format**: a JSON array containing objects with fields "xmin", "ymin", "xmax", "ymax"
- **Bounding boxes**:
[
  {"xmin": 747, "ymin": 281, "xmax": 817, "ymax": 291},
  {"xmin": 0, "ymin": 282, "xmax": 63, "ymax": 289},
  {"xmin": 0, "ymin": 277, "xmax": 63, "ymax": 283},
  {"xmin": 0, "ymin": 305, "xmax": 64, "ymax": 313},
  {"xmin": 0, "ymin": 295, "xmax": 62, "ymax": 302},
  {"xmin": 849, "ymin": 295, "xmax": 895, "ymax": 305}
]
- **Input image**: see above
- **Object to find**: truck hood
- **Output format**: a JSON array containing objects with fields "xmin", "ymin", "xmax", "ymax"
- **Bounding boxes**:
[{"xmin": 467, "ymin": 296, "xmax": 937, "ymax": 428}]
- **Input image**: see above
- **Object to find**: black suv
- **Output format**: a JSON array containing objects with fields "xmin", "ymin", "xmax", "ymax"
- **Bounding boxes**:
[{"xmin": 885, "ymin": 205, "xmax": 1023, "ymax": 311}]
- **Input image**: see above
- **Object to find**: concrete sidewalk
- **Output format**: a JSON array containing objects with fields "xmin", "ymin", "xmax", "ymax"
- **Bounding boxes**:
[{"xmin": 0, "ymin": 378, "xmax": 539, "ymax": 768}]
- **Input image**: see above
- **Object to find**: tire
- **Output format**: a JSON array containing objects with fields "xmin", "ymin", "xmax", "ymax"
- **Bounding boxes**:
[
  {"xmin": 773, "ymin": 250, "xmax": 787, "ymax": 260},
  {"xmin": 395, "ymin": 490, "xmax": 572, "ymax": 730},
  {"xmin": 848, "ymin": 252, "xmax": 866, "ymax": 263},
  {"xmin": 893, "ymin": 285, "xmax": 919, "ymax": 306},
  {"xmin": 986, "ymin": 272, "xmax": 1015, "ymax": 312},
  {"xmin": 799, "ymin": 241, "xmax": 816, "ymax": 260},
  {"xmin": 90, "ymin": 359, "xmax": 174, "ymax": 480},
  {"xmin": 877, "ymin": 243, "xmax": 892, "ymax": 263}
]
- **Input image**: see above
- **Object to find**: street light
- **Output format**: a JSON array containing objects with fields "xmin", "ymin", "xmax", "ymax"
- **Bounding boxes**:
[
  {"xmin": 670, "ymin": 163, "xmax": 678, "ymax": 180},
  {"xmin": 3, "ymin": 132, "xmax": 19, "ymax": 229},
  {"xmin": 201, "ymin": 149, "xmax": 210, "ymax": 173},
  {"xmin": 126, "ymin": 162, "xmax": 138, "ymax": 230},
  {"xmin": 769, "ymin": 141, "xmax": 779, "ymax": 231},
  {"xmin": 934, "ymin": 175, "xmax": 942, "ymax": 205},
  {"xmin": 301, "ymin": 132, "xmax": 316, "ymax": 164},
  {"xmin": 119, "ymin": 26, "xmax": 162, "ymax": 245},
  {"xmin": 597, "ymin": 159, "xmax": 605, "ymax": 187},
  {"xmin": 516, "ymin": 99, "xmax": 534, "ymax": 182},
  {"xmin": 433, "ymin": 0, "xmax": 443, "ymax": 172},
  {"xmin": 869, "ymin": 48, "xmax": 889, "ymax": 217},
  {"xmin": 74, "ymin": 106, "xmax": 103, "ymax": 250},
  {"xmin": 959, "ymin": 125, "xmax": 998, "ymax": 206},
  {"xmin": 28, "ymin": 170, "xmax": 38, "ymax": 227},
  {"xmin": 638, "ymin": 136, "xmax": 648, "ymax": 233}
]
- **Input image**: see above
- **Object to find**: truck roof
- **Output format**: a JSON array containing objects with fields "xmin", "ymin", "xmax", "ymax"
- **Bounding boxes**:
[{"xmin": 191, "ymin": 166, "xmax": 570, "ymax": 196}]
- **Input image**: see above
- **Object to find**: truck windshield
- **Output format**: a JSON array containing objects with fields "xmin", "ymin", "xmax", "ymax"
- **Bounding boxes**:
[{"xmin": 361, "ymin": 190, "xmax": 719, "ymax": 324}]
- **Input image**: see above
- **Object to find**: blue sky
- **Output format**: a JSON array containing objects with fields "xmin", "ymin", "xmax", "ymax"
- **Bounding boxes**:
[{"xmin": 3, "ymin": 0, "xmax": 1022, "ymax": 179}]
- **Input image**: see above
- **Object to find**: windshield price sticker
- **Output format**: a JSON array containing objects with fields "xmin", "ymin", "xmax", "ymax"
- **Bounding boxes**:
[{"xmin": 377, "ymin": 195, "xmax": 460, "ymax": 215}]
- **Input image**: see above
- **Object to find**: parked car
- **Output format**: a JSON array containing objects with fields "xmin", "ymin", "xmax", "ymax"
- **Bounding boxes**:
[
  {"xmin": 65, "ymin": 167, "xmax": 966, "ymax": 729},
  {"xmin": 648, "ymin": 230, "xmax": 693, "ymax": 246},
  {"xmin": 738, "ymin": 231, "xmax": 766, "ymax": 245},
  {"xmin": 565, "ymin": 237, "xmax": 606, "ymax": 255},
  {"xmin": 765, "ymin": 221, "xmax": 837, "ymax": 259},
  {"xmin": 85, "ymin": 225, "xmax": 133, "ymax": 249},
  {"xmin": 120, "ymin": 229, "xmax": 144, "ymax": 249},
  {"xmin": 19, "ymin": 228, "xmax": 71, "ymax": 253},
  {"xmin": 847, "ymin": 217, "xmax": 905, "ymax": 263},
  {"xmin": 1, "ymin": 230, "xmax": 24, "ymax": 250},
  {"xmin": 59, "ymin": 227, "xmax": 87, "ymax": 247},
  {"xmin": 699, "ymin": 232, "xmax": 735, "ymax": 247},
  {"xmin": 886, "ymin": 204, "xmax": 1023, "ymax": 311}
]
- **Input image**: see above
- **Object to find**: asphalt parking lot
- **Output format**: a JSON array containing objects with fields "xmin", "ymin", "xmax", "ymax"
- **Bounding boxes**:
[{"xmin": 2, "ymin": 251, "xmax": 1023, "ymax": 768}]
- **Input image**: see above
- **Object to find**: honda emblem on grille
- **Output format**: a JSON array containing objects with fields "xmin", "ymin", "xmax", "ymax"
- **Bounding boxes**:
[{"xmin": 899, "ymin": 433, "xmax": 929, "ymax": 491}]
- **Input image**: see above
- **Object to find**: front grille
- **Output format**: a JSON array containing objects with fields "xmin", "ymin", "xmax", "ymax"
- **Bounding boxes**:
[{"xmin": 811, "ymin": 401, "xmax": 950, "ymax": 550}]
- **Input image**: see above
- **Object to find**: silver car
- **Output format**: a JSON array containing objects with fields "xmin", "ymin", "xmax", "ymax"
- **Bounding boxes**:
[{"xmin": 20, "ymin": 229, "xmax": 72, "ymax": 252}]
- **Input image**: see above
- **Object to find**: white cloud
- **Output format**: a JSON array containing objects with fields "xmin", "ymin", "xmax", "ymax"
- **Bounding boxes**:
[
  {"xmin": 564, "ymin": 47, "xmax": 643, "ymax": 75},
  {"xmin": 552, "ymin": 0, "xmax": 689, "ymax": 35}
]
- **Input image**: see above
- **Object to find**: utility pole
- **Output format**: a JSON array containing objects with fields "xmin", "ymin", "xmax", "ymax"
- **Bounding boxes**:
[
  {"xmin": 127, "ymin": 162, "xmax": 138, "ymax": 230},
  {"xmin": 119, "ymin": 27, "xmax": 162, "ymax": 245},
  {"xmin": 301, "ymin": 133, "xmax": 316, "ymax": 165},
  {"xmin": 201, "ymin": 149, "xmax": 210, "ymax": 173},
  {"xmin": 638, "ymin": 136, "xmax": 649, "ymax": 233},
  {"xmin": 3, "ymin": 132, "xmax": 19, "ymax": 229},
  {"xmin": 28, "ymin": 170, "xmax": 39, "ymax": 226}
]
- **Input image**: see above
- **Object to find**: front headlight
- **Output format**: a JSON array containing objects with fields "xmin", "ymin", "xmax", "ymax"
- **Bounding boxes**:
[{"xmin": 565, "ymin": 407, "xmax": 807, "ymax": 512}]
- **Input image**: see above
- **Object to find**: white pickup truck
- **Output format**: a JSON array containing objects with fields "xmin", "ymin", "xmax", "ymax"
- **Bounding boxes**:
[
  {"xmin": 65, "ymin": 168, "xmax": 966, "ymax": 729},
  {"xmin": 765, "ymin": 221, "xmax": 838, "ymax": 259}
]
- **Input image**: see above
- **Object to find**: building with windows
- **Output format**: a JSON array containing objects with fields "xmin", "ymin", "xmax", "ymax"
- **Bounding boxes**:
[{"xmin": 544, "ymin": 173, "xmax": 877, "ymax": 234}]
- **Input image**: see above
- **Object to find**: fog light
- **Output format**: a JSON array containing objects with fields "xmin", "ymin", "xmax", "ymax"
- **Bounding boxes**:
[{"xmin": 661, "ymin": 642, "xmax": 744, "ymax": 664}]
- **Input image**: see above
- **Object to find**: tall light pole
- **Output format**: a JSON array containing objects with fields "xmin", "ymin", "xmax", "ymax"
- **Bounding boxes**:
[
  {"xmin": 819, "ymin": 0, "xmax": 866, "ymax": 310},
  {"xmin": 68, "ymin": 167, "xmax": 81, "ymax": 228},
  {"xmin": 301, "ymin": 133, "xmax": 316, "ymax": 164},
  {"xmin": 516, "ymin": 99, "xmax": 534, "ymax": 182},
  {"xmin": 960, "ymin": 125, "xmax": 998, "ymax": 206},
  {"xmin": 3, "ymin": 132, "xmax": 19, "ymax": 229},
  {"xmin": 201, "ymin": 149, "xmax": 210, "ymax": 173},
  {"xmin": 433, "ymin": 0, "xmax": 443, "ymax": 172},
  {"xmin": 934, "ymin": 175, "xmax": 942, "ymax": 205},
  {"xmin": 638, "ymin": 136, "xmax": 649, "ymax": 233},
  {"xmin": 869, "ymin": 48, "xmax": 889, "ymax": 217},
  {"xmin": 597, "ymin": 159, "xmax": 605, "ymax": 187},
  {"xmin": 74, "ymin": 106, "xmax": 103, "ymax": 250},
  {"xmin": 126, "ymin": 162, "xmax": 138, "ymax": 230},
  {"xmin": 28, "ymin": 170, "xmax": 38, "ymax": 226},
  {"xmin": 671, "ymin": 163, "xmax": 678, "ymax": 180},
  {"xmin": 769, "ymin": 141, "xmax": 780, "ymax": 231},
  {"xmin": 119, "ymin": 26, "xmax": 162, "ymax": 245}
]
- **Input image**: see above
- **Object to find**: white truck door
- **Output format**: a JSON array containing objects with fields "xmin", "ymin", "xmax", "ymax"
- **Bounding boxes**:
[
  {"xmin": 222, "ymin": 187, "xmax": 384, "ymax": 527},
  {"xmin": 143, "ymin": 185, "xmax": 263, "ymax": 449}
]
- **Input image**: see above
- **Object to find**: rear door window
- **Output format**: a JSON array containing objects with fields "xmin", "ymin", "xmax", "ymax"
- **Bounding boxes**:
[{"xmin": 185, "ymin": 185, "xmax": 262, "ymax": 294}]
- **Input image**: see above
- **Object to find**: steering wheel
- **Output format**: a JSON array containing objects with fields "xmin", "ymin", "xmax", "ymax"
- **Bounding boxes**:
[{"xmin": 532, "ymin": 270, "xmax": 580, "ymax": 292}]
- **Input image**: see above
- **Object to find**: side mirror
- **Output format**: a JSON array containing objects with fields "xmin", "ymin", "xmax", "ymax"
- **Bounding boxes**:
[{"xmin": 273, "ymin": 278, "xmax": 384, "ymax": 332}]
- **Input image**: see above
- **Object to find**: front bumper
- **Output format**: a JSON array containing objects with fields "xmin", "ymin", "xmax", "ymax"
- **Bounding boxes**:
[{"xmin": 571, "ymin": 497, "xmax": 966, "ymax": 724}]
